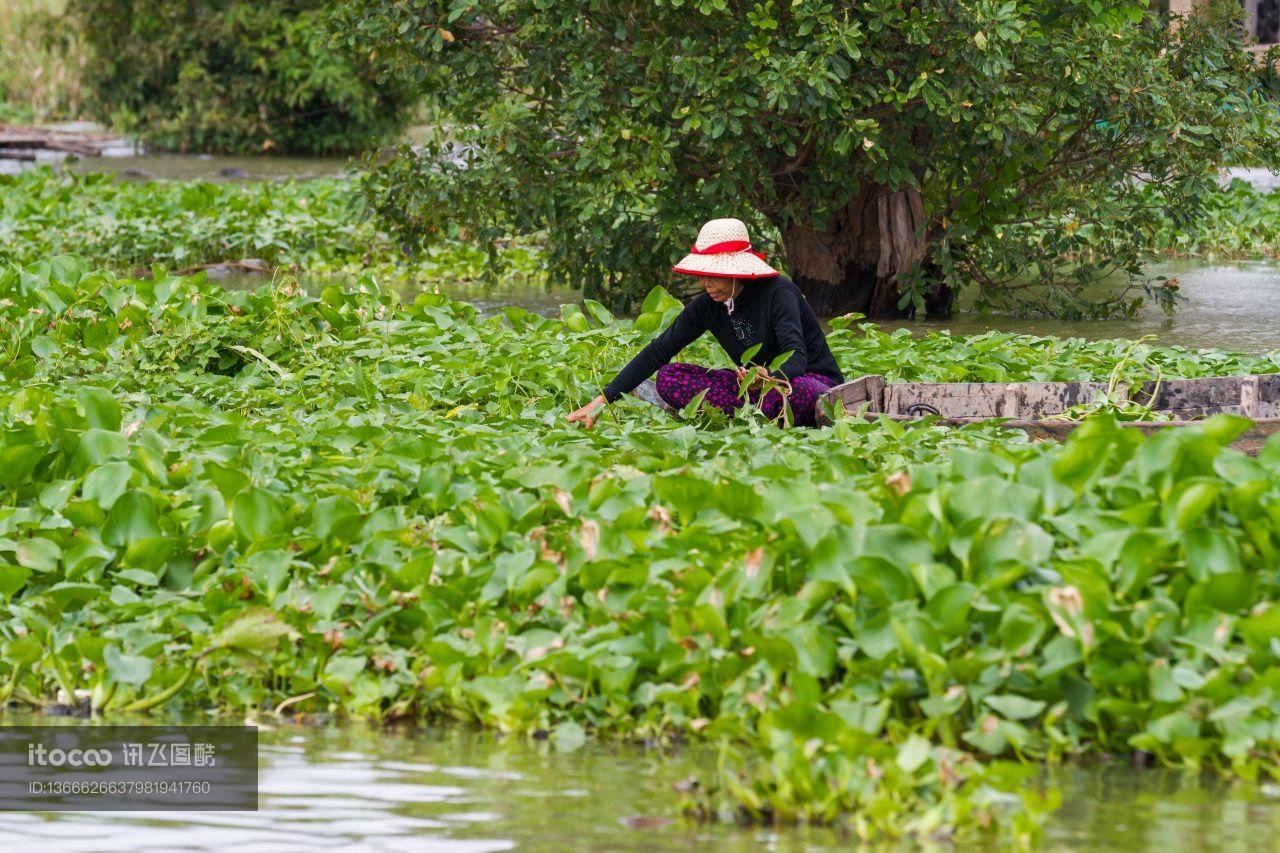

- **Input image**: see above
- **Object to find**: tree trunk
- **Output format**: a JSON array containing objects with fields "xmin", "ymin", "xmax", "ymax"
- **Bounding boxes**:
[{"xmin": 778, "ymin": 183, "xmax": 952, "ymax": 319}]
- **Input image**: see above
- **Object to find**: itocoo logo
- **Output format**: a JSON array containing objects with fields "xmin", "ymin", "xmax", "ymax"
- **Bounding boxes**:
[{"xmin": 27, "ymin": 743, "xmax": 113, "ymax": 766}]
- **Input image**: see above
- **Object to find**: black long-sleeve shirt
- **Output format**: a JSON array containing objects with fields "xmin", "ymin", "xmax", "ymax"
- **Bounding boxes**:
[{"xmin": 602, "ymin": 274, "xmax": 844, "ymax": 403}]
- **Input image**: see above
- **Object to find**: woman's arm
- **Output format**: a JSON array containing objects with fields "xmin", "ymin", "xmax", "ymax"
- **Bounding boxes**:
[
  {"xmin": 566, "ymin": 298, "xmax": 706, "ymax": 428},
  {"xmin": 600, "ymin": 298, "xmax": 707, "ymax": 401},
  {"xmin": 767, "ymin": 287, "xmax": 809, "ymax": 380}
]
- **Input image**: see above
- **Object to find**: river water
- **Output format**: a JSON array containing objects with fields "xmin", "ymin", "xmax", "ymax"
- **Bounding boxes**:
[
  {"xmin": 877, "ymin": 260, "xmax": 1280, "ymax": 354},
  {"xmin": 0, "ymin": 720, "xmax": 1275, "ymax": 852},
  {"xmin": 214, "ymin": 258, "xmax": 1280, "ymax": 355}
]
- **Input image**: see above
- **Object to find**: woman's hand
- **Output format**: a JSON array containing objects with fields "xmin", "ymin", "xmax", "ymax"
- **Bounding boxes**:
[
  {"xmin": 566, "ymin": 394, "xmax": 607, "ymax": 428},
  {"xmin": 735, "ymin": 365, "xmax": 770, "ymax": 393}
]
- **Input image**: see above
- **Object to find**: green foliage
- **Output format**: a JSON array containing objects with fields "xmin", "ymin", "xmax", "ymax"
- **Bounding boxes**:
[
  {"xmin": 1150, "ymin": 177, "xmax": 1280, "ymax": 259},
  {"xmin": 0, "ymin": 169, "xmax": 368, "ymax": 270},
  {"xmin": 1, "ymin": 256, "xmax": 1279, "ymax": 837},
  {"xmin": 65, "ymin": 0, "xmax": 416, "ymax": 155},
  {"xmin": 1048, "ymin": 336, "xmax": 1173, "ymax": 422},
  {"xmin": 332, "ymin": 0, "xmax": 1280, "ymax": 314},
  {"xmin": 0, "ymin": 0, "xmax": 84, "ymax": 123},
  {"xmin": 824, "ymin": 313, "xmax": 1280, "ymax": 383},
  {"xmin": 0, "ymin": 168, "xmax": 543, "ymax": 285}
]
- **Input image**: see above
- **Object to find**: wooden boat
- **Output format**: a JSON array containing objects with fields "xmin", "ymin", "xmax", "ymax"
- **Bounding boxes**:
[{"xmin": 815, "ymin": 374, "xmax": 1280, "ymax": 454}]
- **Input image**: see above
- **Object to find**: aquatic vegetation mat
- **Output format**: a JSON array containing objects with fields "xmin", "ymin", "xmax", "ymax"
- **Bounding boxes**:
[
  {"xmin": 1, "ymin": 257, "xmax": 1279, "ymax": 842},
  {"xmin": 1152, "ymin": 178, "xmax": 1280, "ymax": 261},
  {"xmin": 0, "ymin": 168, "xmax": 541, "ymax": 286}
]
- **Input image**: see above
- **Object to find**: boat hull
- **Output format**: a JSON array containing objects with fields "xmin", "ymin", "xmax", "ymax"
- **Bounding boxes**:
[{"xmin": 816, "ymin": 374, "xmax": 1280, "ymax": 454}]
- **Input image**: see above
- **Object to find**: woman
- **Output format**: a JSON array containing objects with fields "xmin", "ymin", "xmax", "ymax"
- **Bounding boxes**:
[{"xmin": 566, "ymin": 218, "xmax": 844, "ymax": 429}]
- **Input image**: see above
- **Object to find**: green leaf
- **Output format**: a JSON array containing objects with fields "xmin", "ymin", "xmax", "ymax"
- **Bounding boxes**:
[
  {"xmin": 74, "ymin": 429, "xmax": 128, "ymax": 469},
  {"xmin": 849, "ymin": 556, "xmax": 913, "ymax": 606},
  {"xmin": 4, "ymin": 635, "xmax": 43, "ymax": 666},
  {"xmin": 102, "ymin": 490, "xmax": 162, "ymax": 547},
  {"xmin": 896, "ymin": 734, "xmax": 932, "ymax": 773},
  {"xmin": 323, "ymin": 654, "xmax": 367, "ymax": 686},
  {"xmin": 967, "ymin": 518, "xmax": 1053, "ymax": 588},
  {"xmin": 999, "ymin": 603, "xmax": 1045, "ymax": 656},
  {"xmin": 1167, "ymin": 481, "xmax": 1222, "ymax": 530},
  {"xmin": 984, "ymin": 694, "xmax": 1047, "ymax": 721},
  {"xmin": 1197, "ymin": 414, "xmax": 1254, "ymax": 445},
  {"xmin": 31, "ymin": 336, "xmax": 61, "ymax": 359},
  {"xmin": 924, "ymin": 582, "xmax": 975, "ymax": 637},
  {"xmin": 38, "ymin": 480, "xmax": 76, "ymax": 512},
  {"xmin": 582, "ymin": 299, "xmax": 614, "ymax": 326},
  {"xmin": 1114, "ymin": 530, "xmax": 1166, "ymax": 598},
  {"xmin": 1149, "ymin": 661, "xmax": 1184, "ymax": 703},
  {"xmin": 115, "ymin": 567, "xmax": 160, "ymax": 586},
  {"xmin": 679, "ymin": 388, "xmax": 709, "ymax": 419},
  {"xmin": 0, "ymin": 445, "xmax": 45, "ymax": 489},
  {"xmin": 1190, "ymin": 572, "xmax": 1255, "ymax": 614},
  {"xmin": 15, "ymin": 538, "xmax": 61, "ymax": 573},
  {"xmin": 213, "ymin": 608, "xmax": 295, "ymax": 654},
  {"xmin": 232, "ymin": 487, "xmax": 286, "ymax": 544},
  {"xmin": 0, "ymin": 563, "xmax": 32, "ymax": 599},
  {"xmin": 104, "ymin": 644, "xmax": 154, "ymax": 687},
  {"xmin": 1182, "ymin": 528, "xmax": 1241, "ymax": 580},
  {"xmin": 82, "ymin": 461, "xmax": 134, "ymax": 509},
  {"xmin": 77, "ymin": 386, "xmax": 122, "ymax": 431}
]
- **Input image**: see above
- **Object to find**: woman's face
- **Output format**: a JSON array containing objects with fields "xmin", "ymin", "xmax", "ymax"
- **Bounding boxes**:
[{"xmin": 702, "ymin": 277, "xmax": 739, "ymax": 302}]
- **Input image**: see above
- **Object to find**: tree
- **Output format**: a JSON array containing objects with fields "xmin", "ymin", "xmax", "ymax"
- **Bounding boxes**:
[
  {"xmin": 69, "ymin": 1, "xmax": 417, "ymax": 156},
  {"xmin": 334, "ymin": 0, "xmax": 1280, "ymax": 316}
]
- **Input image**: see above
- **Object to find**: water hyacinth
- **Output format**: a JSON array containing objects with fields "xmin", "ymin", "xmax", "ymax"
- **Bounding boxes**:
[
  {"xmin": 0, "ymin": 168, "xmax": 543, "ymax": 285},
  {"xmin": 0, "ymin": 256, "xmax": 1278, "ymax": 842}
]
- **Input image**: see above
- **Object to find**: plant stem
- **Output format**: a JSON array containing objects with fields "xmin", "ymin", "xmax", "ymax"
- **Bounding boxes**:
[{"xmin": 117, "ymin": 658, "xmax": 199, "ymax": 714}]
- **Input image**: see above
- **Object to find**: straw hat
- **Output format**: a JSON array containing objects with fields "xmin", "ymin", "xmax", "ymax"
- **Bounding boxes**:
[{"xmin": 672, "ymin": 218, "xmax": 778, "ymax": 279}]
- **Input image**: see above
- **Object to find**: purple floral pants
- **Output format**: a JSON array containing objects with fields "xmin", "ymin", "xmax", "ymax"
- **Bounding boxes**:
[{"xmin": 655, "ymin": 363, "xmax": 836, "ymax": 427}]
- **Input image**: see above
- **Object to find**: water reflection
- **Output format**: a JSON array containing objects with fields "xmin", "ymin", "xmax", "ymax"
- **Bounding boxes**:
[
  {"xmin": 0, "ymin": 724, "xmax": 801, "ymax": 852},
  {"xmin": 1044, "ymin": 764, "xmax": 1280, "ymax": 852},
  {"xmin": 877, "ymin": 261, "xmax": 1280, "ymax": 354},
  {"xmin": 0, "ymin": 722, "xmax": 1275, "ymax": 852},
  {"xmin": 214, "ymin": 270, "xmax": 583, "ymax": 323},
  {"xmin": 220, "ymin": 259, "xmax": 1280, "ymax": 354}
]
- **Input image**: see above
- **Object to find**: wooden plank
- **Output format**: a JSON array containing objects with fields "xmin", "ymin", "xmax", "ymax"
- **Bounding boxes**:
[
  {"xmin": 0, "ymin": 125, "xmax": 131, "ymax": 158},
  {"xmin": 831, "ymin": 375, "xmax": 885, "ymax": 411},
  {"xmin": 814, "ymin": 375, "xmax": 884, "ymax": 426},
  {"xmin": 1159, "ymin": 407, "xmax": 1242, "ymax": 419},
  {"xmin": 1241, "ymin": 376, "xmax": 1260, "ymax": 418},
  {"xmin": 886, "ymin": 383, "xmax": 1004, "ymax": 418},
  {"xmin": 1142, "ymin": 376, "xmax": 1246, "ymax": 410},
  {"xmin": 1014, "ymin": 382, "xmax": 1113, "ymax": 417},
  {"xmin": 1002, "ymin": 386, "xmax": 1021, "ymax": 418},
  {"xmin": 1260, "ymin": 373, "xmax": 1280, "ymax": 399},
  {"xmin": 827, "ymin": 411, "xmax": 1280, "ymax": 457},
  {"xmin": 820, "ymin": 375, "xmax": 1280, "ymax": 450},
  {"xmin": 1258, "ymin": 374, "xmax": 1280, "ymax": 419},
  {"xmin": 886, "ymin": 381, "xmax": 1116, "ymax": 420}
]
